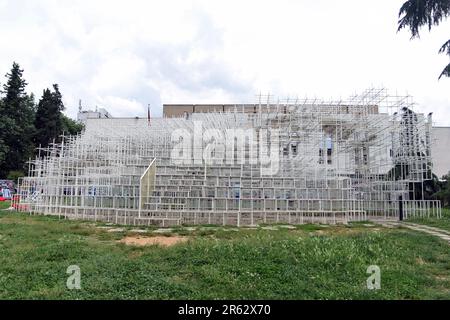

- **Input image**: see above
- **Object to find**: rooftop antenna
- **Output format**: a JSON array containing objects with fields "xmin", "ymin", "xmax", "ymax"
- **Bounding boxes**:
[
  {"xmin": 148, "ymin": 104, "xmax": 151, "ymax": 126},
  {"xmin": 78, "ymin": 99, "xmax": 82, "ymax": 112}
]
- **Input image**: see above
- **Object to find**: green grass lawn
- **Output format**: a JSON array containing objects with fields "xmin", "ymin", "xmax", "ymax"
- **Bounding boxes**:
[
  {"xmin": 0, "ymin": 203, "xmax": 449, "ymax": 300},
  {"xmin": 0, "ymin": 201, "xmax": 11, "ymax": 211},
  {"xmin": 409, "ymin": 208, "xmax": 450, "ymax": 232}
]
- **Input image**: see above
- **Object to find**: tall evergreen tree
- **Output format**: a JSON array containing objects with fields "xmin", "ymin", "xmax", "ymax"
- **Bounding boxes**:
[
  {"xmin": 0, "ymin": 98, "xmax": 9, "ymax": 166},
  {"xmin": 0, "ymin": 62, "xmax": 35, "ymax": 178},
  {"xmin": 34, "ymin": 84, "xmax": 65, "ymax": 149},
  {"xmin": 398, "ymin": 0, "xmax": 450, "ymax": 79}
]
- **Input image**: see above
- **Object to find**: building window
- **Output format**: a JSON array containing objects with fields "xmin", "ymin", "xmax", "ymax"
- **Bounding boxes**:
[
  {"xmin": 291, "ymin": 144, "xmax": 298, "ymax": 156},
  {"xmin": 326, "ymin": 136, "xmax": 333, "ymax": 164}
]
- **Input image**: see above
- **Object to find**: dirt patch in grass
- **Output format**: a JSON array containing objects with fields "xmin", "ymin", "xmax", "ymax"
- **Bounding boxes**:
[
  {"xmin": 416, "ymin": 256, "xmax": 427, "ymax": 265},
  {"xmin": 312, "ymin": 227, "xmax": 360, "ymax": 236},
  {"xmin": 435, "ymin": 275, "xmax": 449, "ymax": 281},
  {"xmin": 119, "ymin": 235, "xmax": 189, "ymax": 247}
]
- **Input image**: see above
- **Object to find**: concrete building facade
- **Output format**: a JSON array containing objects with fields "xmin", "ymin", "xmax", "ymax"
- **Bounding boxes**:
[{"xmin": 432, "ymin": 127, "xmax": 450, "ymax": 178}]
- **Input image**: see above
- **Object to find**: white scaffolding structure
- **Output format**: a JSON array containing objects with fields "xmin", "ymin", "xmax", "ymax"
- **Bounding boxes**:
[{"xmin": 14, "ymin": 88, "xmax": 441, "ymax": 226}]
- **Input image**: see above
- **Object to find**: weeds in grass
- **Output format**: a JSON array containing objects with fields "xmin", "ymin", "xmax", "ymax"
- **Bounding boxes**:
[{"xmin": 410, "ymin": 208, "xmax": 450, "ymax": 232}]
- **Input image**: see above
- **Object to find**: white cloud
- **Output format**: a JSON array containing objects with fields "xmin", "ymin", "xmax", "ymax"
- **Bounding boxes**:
[{"xmin": 0, "ymin": 0, "xmax": 449, "ymax": 125}]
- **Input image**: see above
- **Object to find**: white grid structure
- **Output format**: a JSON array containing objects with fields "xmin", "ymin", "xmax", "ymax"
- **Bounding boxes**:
[{"xmin": 14, "ymin": 88, "xmax": 441, "ymax": 226}]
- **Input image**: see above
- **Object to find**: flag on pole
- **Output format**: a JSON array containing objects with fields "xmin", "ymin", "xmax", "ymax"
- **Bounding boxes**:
[{"xmin": 147, "ymin": 104, "xmax": 151, "ymax": 126}]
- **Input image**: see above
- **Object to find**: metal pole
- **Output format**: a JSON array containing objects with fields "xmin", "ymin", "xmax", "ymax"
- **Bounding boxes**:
[{"xmin": 399, "ymin": 195, "xmax": 404, "ymax": 221}]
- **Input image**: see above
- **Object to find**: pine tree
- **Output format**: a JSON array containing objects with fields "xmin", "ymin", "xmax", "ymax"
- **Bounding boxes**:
[
  {"xmin": 398, "ymin": 0, "xmax": 450, "ymax": 79},
  {"xmin": 0, "ymin": 62, "xmax": 36, "ymax": 178},
  {"xmin": 35, "ymin": 85, "xmax": 65, "ymax": 148},
  {"xmin": 0, "ymin": 99, "xmax": 9, "ymax": 166}
]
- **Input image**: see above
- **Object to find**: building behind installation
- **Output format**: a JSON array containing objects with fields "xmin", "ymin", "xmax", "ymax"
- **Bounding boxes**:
[
  {"xmin": 15, "ymin": 89, "xmax": 442, "ymax": 226},
  {"xmin": 431, "ymin": 127, "xmax": 450, "ymax": 178}
]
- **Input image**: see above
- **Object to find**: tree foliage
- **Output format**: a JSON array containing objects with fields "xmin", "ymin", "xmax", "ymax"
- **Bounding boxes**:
[
  {"xmin": 0, "ymin": 62, "xmax": 82, "ymax": 179},
  {"xmin": 432, "ymin": 172, "xmax": 450, "ymax": 206},
  {"xmin": 0, "ymin": 99, "xmax": 9, "ymax": 165},
  {"xmin": 398, "ymin": 0, "xmax": 450, "ymax": 79},
  {"xmin": 61, "ymin": 114, "xmax": 84, "ymax": 136},
  {"xmin": 6, "ymin": 170, "xmax": 25, "ymax": 183},
  {"xmin": 35, "ymin": 85, "xmax": 65, "ymax": 148},
  {"xmin": 0, "ymin": 62, "xmax": 36, "ymax": 177}
]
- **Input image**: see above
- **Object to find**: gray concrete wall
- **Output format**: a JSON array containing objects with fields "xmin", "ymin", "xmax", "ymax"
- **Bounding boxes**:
[{"xmin": 432, "ymin": 127, "xmax": 450, "ymax": 178}]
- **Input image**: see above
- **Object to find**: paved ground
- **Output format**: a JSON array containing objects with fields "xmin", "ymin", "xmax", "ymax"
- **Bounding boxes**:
[
  {"xmin": 95, "ymin": 225, "xmax": 292, "ymax": 234},
  {"xmin": 382, "ymin": 221, "xmax": 450, "ymax": 244},
  {"xmin": 94, "ymin": 220, "xmax": 450, "ymax": 245}
]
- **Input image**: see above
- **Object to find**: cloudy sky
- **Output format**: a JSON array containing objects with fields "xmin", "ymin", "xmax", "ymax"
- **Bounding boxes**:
[{"xmin": 0, "ymin": 0, "xmax": 449, "ymax": 124}]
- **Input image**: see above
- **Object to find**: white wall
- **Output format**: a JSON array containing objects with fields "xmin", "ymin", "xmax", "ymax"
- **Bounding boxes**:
[{"xmin": 432, "ymin": 127, "xmax": 450, "ymax": 178}]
